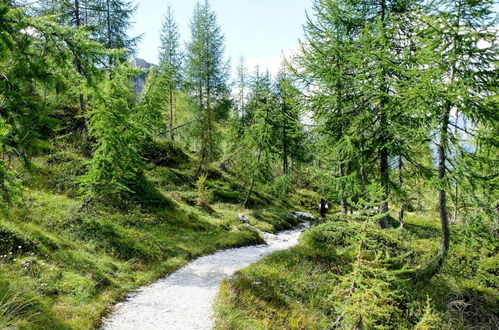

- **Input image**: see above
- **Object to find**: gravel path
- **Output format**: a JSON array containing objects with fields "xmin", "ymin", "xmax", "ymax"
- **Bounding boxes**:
[{"xmin": 101, "ymin": 223, "xmax": 309, "ymax": 330}]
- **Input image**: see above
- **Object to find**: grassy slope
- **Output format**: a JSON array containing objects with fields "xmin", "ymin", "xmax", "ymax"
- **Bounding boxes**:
[
  {"xmin": 0, "ymin": 142, "xmax": 312, "ymax": 329},
  {"xmin": 215, "ymin": 213, "xmax": 498, "ymax": 329}
]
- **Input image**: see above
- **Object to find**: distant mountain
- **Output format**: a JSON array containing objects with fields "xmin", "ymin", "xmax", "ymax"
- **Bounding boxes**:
[{"xmin": 131, "ymin": 58, "xmax": 156, "ymax": 95}]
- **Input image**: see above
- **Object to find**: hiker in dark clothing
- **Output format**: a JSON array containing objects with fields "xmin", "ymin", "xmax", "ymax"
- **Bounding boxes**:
[{"xmin": 319, "ymin": 198, "xmax": 329, "ymax": 218}]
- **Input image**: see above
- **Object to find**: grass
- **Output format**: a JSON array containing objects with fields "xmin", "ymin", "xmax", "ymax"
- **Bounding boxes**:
[
  {"xmin": 0, "ymin": 142, "xmax": 308, "ymax": 329},
  {"xmin": 215, "ymin": 212, "xmax": 499, "ymax": 329}
]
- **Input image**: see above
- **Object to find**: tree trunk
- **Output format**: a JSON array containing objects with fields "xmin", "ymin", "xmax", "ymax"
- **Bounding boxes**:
[
  {"xmin": 339, "ymin": 164, "xmax": 348, "ymax": 214},
  {"xmin": 453, "ymin": 181, "xmax": 458, "ymax": 222},
  {"xmin": 379, "ymin": 146, "xmax": 389, "ymax": 229},
  {"xmin": 74, "ymin": 0, "xmax": 89, "ymax": 141},
  {"xmin": 169, "ymin": 87, "xmax": 174, "ymax": 141},
  {"xmin": 377, "ymin": 0, "xmax": 389, "ymax": 230},
  {"xmin": 438, "ymin": 106, "xmax": 450, "ymax": 256},
  {"xmin": 282, "ymin": 126, "xmax": 288, "ymax": 174},
  {"xmin": 398, "ymin": 156, "xmax": 404, "ymax": 228},
  {"xmin": 244, "ymin": 148, "xmax": 262, "ymax": 207}
]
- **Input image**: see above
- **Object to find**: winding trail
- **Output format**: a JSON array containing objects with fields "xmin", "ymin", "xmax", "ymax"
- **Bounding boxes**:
[{"xmin": 101, "ymin": 223, "xmax": 309, "ymax": 330}]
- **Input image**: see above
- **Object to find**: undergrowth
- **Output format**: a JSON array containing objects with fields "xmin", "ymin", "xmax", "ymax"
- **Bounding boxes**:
[
  {"xmin": 0, "ymin": 140, "xmax": 309, "ymax": 329},
  {"xmin": 215, "ymin": 214, "xmax": 498, "ymax": 329}
]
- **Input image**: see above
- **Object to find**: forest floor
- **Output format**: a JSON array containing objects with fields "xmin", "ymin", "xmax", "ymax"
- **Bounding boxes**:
[
  {"xmin": 215, "ymin": 213, "xmax": 498, "ymax": 329},
  {"xmin": 0, "ymin": 140, "xmax": 318, "ymax": 329},
  {"xmin": 101, "ymin": 223, "xmax": 309, "ymax": 329}
]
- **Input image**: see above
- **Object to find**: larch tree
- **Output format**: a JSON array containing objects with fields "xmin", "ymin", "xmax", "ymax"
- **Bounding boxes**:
[
  {"xmin": 95, "ymin": 0, "xmax": 139, "ymax": 66},
  {"xmin": 235, "ymin": 56, "xmax": 249, "ymax": 124},
  {"xmin": 185, "ymin": 0, "xmax": 229, "ymax": 172},
  {"xmin": 295, "ymin": 0, "xmax": 369, "ymax": 215},
  {"xmin": 274, "ymin": 71, "xmax": 307, "ymax": 175},
  {"xmin": 80, "ymin": 65, "xmax": 142, "ymax": 203},
  {"xmin": 243, "ymin": 70, "xmax": 277, "ymax": 206},
  {"xmin": 416, "ymin": 0, "xmax": 498, "ymax": 258},
  {"xmin": 159, "ymin": 5, "xmax": 183, "ymax": 141}
]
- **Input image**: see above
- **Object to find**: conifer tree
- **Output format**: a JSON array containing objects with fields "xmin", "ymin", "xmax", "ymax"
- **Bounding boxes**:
[
  {"xmin": 274, "ymin": 71, "xmax": 307, "ymax": 174},
  {"xmin": 243, "ymin": 70, "xmax": 277, "ymax": 206},
  {"xmin": 415, "ymin": 0, "xmax": 498, "ymax": 257},
  {"xmin": 81, "ymin": 65, "xmax": 142, "ymax": 202},
  {"xmin": 295, "ymin": 0, "xmax": 367, "ymax": 214},
  {"xmin": 186, "ymin": 0, "xmax": 229, "ymax": 171},
  {"xmin": 235, "ymin": 56, "xmax": 249, "ymax": 123},
  {"xmin": 159, "ymin": 5, "xmax": 182, "ymax": 140}
]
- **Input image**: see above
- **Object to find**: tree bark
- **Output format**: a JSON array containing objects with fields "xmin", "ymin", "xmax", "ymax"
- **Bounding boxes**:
[
  {"xmin": 339, "ymin": 164, "xmax": 348, "ymax": 214},
  {"xmin": 169, "ymin": 87, "xmax": 174, "ymax": 141},
  {"xmin": 377, "ymin": 0, "xmax": 389, "ymax": 229},
  {"xmin": 398, "ymin": 156, "xmax": 404, "ymax": 228},
  {"xmin": 438, "ymin": 105, "xmax": 451, "ymax": 256}
]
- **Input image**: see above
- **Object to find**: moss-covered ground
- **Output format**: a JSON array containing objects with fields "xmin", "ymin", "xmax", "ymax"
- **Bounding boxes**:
[
  {"xmin": 0, "ymin": 142, "xmax": 310, "ymax": 329},
  {"xmin": 215, "ymin": 213, "xmax": 498, "ymax": 329}
]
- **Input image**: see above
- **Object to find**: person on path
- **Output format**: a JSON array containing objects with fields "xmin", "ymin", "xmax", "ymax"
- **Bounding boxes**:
[{"xmin": 319, "ymin": 198, "xmax": 329, "ymax": 218}]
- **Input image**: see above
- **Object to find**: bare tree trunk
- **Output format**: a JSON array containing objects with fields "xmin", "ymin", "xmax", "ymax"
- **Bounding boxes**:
[
  {"xmin": 453, "ymin": 181, "xmax": 458, "ymax": 222},
  {"xmin": 379, "ymin": 144, "xmax": 389, "ymax": 229},
  {"xmin": 282, "ymin": 126, "xmax": 288, "ymax": 174}
]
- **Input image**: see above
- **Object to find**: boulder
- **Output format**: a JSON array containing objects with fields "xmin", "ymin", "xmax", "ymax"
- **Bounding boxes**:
[
  {"xmin": 291, "ymin": 211, "xmax": 315, "ymax": 221},
  {"xmin": 236, "ymin": 213, "xmax": 250, "ymax": 224}
]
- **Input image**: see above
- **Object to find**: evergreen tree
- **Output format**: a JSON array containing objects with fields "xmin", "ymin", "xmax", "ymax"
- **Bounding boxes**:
[
  {"xmin": 81, "ymin": 65, "xmax": 142, "ymax": 202},
  {"xmin": 186, "ymin": 0, "xmax": 229, "ymax": 171},
  {"xmin": 159, "ymin": 5, "xmax": 182, "ymax": 140},
  {"xmin": 295, "ymin": 0, "xmax": 372, "ymax": 215},
  {"xmin": 0, "ymin": 1, "xmax": 106, "ymax": 202}
]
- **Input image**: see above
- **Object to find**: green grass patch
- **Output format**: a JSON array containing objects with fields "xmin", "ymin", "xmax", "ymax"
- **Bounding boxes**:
[{"xmin": 215, "ymin": 213, "xmax": 499, "ymax": 329}]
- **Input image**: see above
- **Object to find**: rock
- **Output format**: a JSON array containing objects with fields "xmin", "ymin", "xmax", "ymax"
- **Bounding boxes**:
[
  {"xmin": 291, "ymin": 211, "xmax": 315, "ymax": 221},
  {"xmin": 236, "ymin": 213, "xmax": 250, "ymax": 224},
  {"xmin": 21, "ymin": 258, "xmax": 37, "ymax": 270},
  {"xmin": 130, "ymin": 58, "xmax": 156, "ymax": 95}
]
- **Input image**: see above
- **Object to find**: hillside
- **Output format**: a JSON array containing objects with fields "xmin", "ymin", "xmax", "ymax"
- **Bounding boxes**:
[
  {"xmin": 0, "ymin": 140, "xmax": 313, "ymax": 329},
  {"xmin": 1, "ymin": 0, "xmax": 497, "ymax": 329}
]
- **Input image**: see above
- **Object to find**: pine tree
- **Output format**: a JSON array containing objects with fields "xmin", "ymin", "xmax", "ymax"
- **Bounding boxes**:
[
  {"xmin": 0, "ymin": 1, "xmax": 106, "ymax": 202},
  {"xmin": 186, "ymin": 0, "xmax": 229, "ymax": 171},
  {"xmin": 159, "ymin": 5, "xmax": 182, "ymax": 140}
]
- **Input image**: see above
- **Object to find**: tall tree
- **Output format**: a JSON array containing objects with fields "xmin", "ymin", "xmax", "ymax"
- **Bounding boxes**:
[
  {"xmin": 96, "ymin": 0, "xmax": 139, "ymax": 65},
  {"xmin": 186, "ymin": 0, "xmax": 229, "ymax": 171},
  {"xmin": 417, "ymin": 0, "xmax": 498, "ymax": 258},
  {"xmin": 243, "ymin": 70, "xmax": 277, "ymax": 206},
  {"xmin": 275, "ymin": 71, "xmax": 307, "ymax": 174},
  {"xmin": 295, "ymin": 0, "xmax": 371, "ymax": 215},
  {"xmin": 235, "ymin": 56, "xmax": 249, "ymax": 123},
  {"xmin": 159, "ymin": 5, "xmax": 183, "ymax": 140},
  {"xmin": 80, "ymin": 65, "xmax": 142, "ymax": 203}
]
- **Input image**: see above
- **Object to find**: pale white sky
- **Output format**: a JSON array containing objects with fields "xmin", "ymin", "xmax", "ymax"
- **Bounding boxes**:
[{"xmin": 130, "ymin": 0, "xmax": 312, "ymax": 76}]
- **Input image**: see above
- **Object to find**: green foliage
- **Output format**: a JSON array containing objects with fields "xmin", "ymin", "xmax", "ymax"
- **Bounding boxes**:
[
  {"xmin": 216, "ymin": 214, "xmax": 499, "ymax": 329},
  {"xmin": 80, "ymin": 65, "xmax": 143, "ymax": 203},
  {"xmin": 186, "ymin": 0, "xmax": 230, "ymax": 167}
]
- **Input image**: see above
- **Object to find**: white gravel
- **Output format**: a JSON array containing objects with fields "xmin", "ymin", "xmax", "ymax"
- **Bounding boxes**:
[{"xmin": 101, "ymin": 223, "xmax": 309, "ymax": 330}]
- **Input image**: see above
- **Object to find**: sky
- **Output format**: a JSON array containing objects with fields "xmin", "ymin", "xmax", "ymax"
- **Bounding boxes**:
[{"xmin": 130, "ymin": 0, "xmax": 312, "ymax": 77}]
